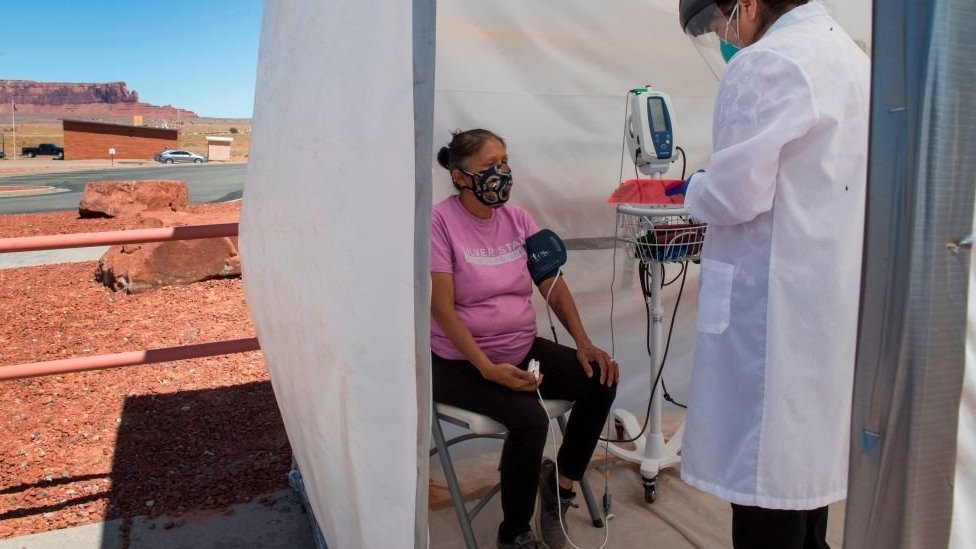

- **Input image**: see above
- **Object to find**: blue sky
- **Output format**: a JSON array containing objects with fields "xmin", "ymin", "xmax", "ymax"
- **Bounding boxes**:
[{"xmin": 1, "ymin": 0, "xmax": 263, "ymax": 119}]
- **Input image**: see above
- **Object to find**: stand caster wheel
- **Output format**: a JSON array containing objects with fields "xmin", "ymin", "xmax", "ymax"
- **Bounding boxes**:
[
  {"xmin": 642, "ymin": 476, "xmax": 658, "ymax": 504},
  {"xmin": 644, "ymin": 485, "xmax": 658, "ymax": 504}
]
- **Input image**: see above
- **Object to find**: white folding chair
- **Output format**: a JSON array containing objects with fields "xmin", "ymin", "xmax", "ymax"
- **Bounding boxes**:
[{"xmin": 430, "ymin": 400, "xmax": 605, "ymax": 549}]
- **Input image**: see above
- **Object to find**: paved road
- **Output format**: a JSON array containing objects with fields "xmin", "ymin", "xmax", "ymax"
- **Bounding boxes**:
[{"xmin": 0, "ymin": 164, "xmax": 246, "ymax": 214}]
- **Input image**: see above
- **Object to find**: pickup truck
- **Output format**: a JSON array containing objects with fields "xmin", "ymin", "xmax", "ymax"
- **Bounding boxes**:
[{"xmin": 21, "ymin": 143, "xmax": 64, "ymax": 159}]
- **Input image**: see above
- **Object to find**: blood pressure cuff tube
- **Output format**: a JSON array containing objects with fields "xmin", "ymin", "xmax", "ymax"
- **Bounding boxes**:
[{"xmin": 525, "ymin": 229, "xmax": 568, "ymax": 285}]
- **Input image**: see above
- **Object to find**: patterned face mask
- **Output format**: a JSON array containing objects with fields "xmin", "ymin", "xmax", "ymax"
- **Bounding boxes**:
[{"xmin": 459, "ymin": 164, "xmax": 514, "ymax": 207}]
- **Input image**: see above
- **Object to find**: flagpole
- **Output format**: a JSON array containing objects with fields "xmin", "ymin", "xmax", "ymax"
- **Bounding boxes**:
[{"xmin": 11, "ymin": 101, "xmax": 16, "ymax": 158}]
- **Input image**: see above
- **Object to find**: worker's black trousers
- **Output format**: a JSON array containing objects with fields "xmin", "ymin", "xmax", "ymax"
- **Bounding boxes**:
[
  {"xmin": 731, "ymin": 503, "xmax": 830, "ymax": 549},
  {"xmin": 432, "ymin": 337, "xmax": 616, "ymax": 542}
]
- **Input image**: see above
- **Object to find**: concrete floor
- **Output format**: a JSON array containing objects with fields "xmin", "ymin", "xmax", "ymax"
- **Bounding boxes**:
[{"xmin": 428, "ymin": 439, "xmax": 846, "ymax": 549}]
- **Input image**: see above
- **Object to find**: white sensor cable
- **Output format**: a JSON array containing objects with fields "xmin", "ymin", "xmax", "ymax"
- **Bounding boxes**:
[{"xmin": 533, "ymin": 382, "xmax": 610, "ymax": 549}]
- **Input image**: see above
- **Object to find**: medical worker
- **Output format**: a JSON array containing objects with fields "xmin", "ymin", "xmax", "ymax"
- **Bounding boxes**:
[{"xmin": 672, "ymin": 1, "xmax": 870, "ymax": 547}]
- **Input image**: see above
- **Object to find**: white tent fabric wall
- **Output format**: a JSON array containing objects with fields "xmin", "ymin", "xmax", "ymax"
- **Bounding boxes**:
[
  {"xmin": 434, "ymin": 0, "xmax": 718, "ymax": 233},
  {"xmin": 240, "ymin": 2, "xmax": 429, "ymax": 548}
]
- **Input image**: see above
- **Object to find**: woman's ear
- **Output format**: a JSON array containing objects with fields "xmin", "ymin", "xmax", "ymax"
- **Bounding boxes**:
[{"xmin": 740, "ymin": 0, "xmax": 760, "ymax": 23}]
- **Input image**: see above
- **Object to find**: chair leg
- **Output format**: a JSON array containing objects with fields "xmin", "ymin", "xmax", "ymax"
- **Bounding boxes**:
[
  {"xmin": 432, "ymin": 416, "xmax": 480, "ymax": 549},
  {"xmin": 556, "ymin": 415, "xmax": 605, "ymax": 528}
]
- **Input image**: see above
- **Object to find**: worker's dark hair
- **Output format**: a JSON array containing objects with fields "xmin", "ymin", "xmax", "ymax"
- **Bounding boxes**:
[
  {"xmin": 436, "ymin": 129, "xmax": 506, "ymax": 191},
  {"xmin": 716, "ymin": 0, "xmax": 809, "ymax": 35}
]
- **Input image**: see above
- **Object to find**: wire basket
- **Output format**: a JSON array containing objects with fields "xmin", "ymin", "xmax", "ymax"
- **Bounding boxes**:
[{"xmin": 617, "ymin": 208, "xmax": 706, "ymax": 264}]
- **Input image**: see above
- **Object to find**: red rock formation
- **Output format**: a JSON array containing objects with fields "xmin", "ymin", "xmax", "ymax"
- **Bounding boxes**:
[
  {"xmin": 0, "ymin": 80, "xmax": 198, "ymax": 120},
  {"xmin": 78, "ymin": 180, "xmax": 189, "ymax": 218},
  {"xmin": 0, "ymin": 81, "xmax": 139, "ymax": 105},
  {"xmin": 96, "ymin": 210, "xmax": 241, "ymax": 293}
]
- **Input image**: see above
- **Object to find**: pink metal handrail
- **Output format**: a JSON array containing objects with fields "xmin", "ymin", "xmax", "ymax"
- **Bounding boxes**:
[
  {"xmin": 0, "ymin": 222, "xmax": 261, "ymax": 381},
  {"xmin": 0, "ymin": 338, "xmax": 261, "ymax": 381},
  {"xmin": 0, "ymin": 223, "xmax": 239, "ymax": 253}
]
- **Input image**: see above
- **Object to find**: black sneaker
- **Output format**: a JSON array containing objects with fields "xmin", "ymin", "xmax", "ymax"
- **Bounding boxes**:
[
  {"xmin": 496, "ymin": 530, "xmax": 547, "ymax": 549},
  {"xmin": 538, "ymin": 458, "xmax": 575, "ymax": 549}
]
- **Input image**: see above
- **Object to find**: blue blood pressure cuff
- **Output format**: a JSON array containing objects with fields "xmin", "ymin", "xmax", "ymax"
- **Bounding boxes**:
[{"xmin": 525, "ymin": 229, "xmax": 567, "ymax": 285}]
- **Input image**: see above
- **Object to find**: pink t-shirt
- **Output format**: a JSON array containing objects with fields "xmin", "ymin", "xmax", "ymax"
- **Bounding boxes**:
[{"xmin": 430, "ymin": 195, "xmax": 539, "ymax": 364}]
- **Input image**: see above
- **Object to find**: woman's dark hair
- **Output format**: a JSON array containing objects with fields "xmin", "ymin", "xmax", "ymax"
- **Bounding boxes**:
[
  {"xmin": 717, "ymin": 0, "xmax": 809, "ymax": 30},
  {"xmin": 436, "ymin": 129, "xmax": 506, "ymax": 190},
  {"xmin": 761, "ymin": 0, "xmax": 809, "ymax": 16}
]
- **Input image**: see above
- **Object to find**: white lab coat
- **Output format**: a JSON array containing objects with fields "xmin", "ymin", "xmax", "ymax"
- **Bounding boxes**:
[{"xmin": 681, "ymin": 2, "xmax": 870, "ymax": 510}]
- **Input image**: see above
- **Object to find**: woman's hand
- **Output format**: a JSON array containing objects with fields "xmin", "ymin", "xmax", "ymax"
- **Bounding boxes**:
[
  {"xmin": 482, "ymin": 362, "xmax": 542, "ymax": 392},
  {"xmin": 576, "ymin": 343, "xmax": 620, "ymax": 387}
]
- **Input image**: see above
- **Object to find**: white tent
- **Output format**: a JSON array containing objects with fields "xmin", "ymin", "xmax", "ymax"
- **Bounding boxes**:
[{"xmin": 238, "ymin": 1, "xmax": 975, "ymax": 548}]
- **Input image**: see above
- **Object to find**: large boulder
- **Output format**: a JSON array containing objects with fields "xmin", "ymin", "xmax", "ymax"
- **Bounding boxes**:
[
  {"xmin": 96, "ymin": 211, "xmax": 240, "ymax": 293},
  {"xmin": 79, "ymin": 180, "xmax": 188, "ymax": 218}
]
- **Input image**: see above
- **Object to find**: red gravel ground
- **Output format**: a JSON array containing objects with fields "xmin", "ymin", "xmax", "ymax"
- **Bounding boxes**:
[{"xmin": 0, "ymin": 202, "xmax": 292, "ymax": 540}]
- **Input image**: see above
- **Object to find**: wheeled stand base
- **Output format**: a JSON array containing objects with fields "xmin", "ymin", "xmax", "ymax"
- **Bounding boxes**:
[{"xmin": 607, "ymin": 408, "xmax": 684, "ymax": 504}]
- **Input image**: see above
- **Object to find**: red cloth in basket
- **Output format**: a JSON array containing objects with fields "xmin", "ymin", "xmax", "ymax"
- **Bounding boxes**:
[{"xmin": 606, "ymin": 179, "xmax": 684, "ymax": 205}]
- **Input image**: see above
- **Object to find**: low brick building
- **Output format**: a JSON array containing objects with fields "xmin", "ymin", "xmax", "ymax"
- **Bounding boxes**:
[{"xmin": 62, "ymin": 120, "xmax": 178, "ymax": 160}]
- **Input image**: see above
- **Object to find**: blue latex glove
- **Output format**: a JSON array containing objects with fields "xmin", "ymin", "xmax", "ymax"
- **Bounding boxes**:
[{"xmin": 664, "ymin": 169, "xmax": 704, "ymax": 196}]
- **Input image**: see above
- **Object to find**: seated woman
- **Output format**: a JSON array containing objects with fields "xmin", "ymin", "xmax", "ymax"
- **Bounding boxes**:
[{"xmin": 430, "ymin": 128, "xmax": 619, "ymax": 549}]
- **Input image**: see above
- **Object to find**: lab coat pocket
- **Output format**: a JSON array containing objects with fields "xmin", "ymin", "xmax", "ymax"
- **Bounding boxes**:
[{"xmin": 697, "ymin": 258, "xmax": 734, "ymax": 334}]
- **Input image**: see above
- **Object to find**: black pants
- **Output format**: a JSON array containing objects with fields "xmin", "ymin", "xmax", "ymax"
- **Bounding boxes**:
[
  {"xmin": 432, "ymin": 337, "xmax": 617, "ymax": 538},
  {"xmin": 731, "ymin": 504, "xmax": 830, "ymax": 549}
]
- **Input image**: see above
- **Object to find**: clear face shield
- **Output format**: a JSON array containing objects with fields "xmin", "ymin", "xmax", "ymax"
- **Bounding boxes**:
[{"xmin": 679, "ymin": 0, "xmax": 741, "ymax": 80}]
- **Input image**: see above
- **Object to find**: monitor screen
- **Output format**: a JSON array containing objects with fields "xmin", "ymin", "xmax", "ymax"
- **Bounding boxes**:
[{"xmin": 648, "ymin": 97, "xmax": 667, "ymax": 133}]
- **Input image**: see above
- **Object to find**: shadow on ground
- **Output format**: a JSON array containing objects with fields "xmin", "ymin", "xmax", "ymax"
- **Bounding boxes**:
[{"xmin": 104, "ymin": 381, "xmax": 294, "ymax": 547}]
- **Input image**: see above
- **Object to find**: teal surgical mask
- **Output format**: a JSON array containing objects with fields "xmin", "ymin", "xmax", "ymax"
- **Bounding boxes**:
[
  {"xmin": 720, "ymin": 40, "xmax": 740, "ymax": 62},
  {"xmin": 722, "ymin": 2, "xmax": 741, "ymax": 63}
]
